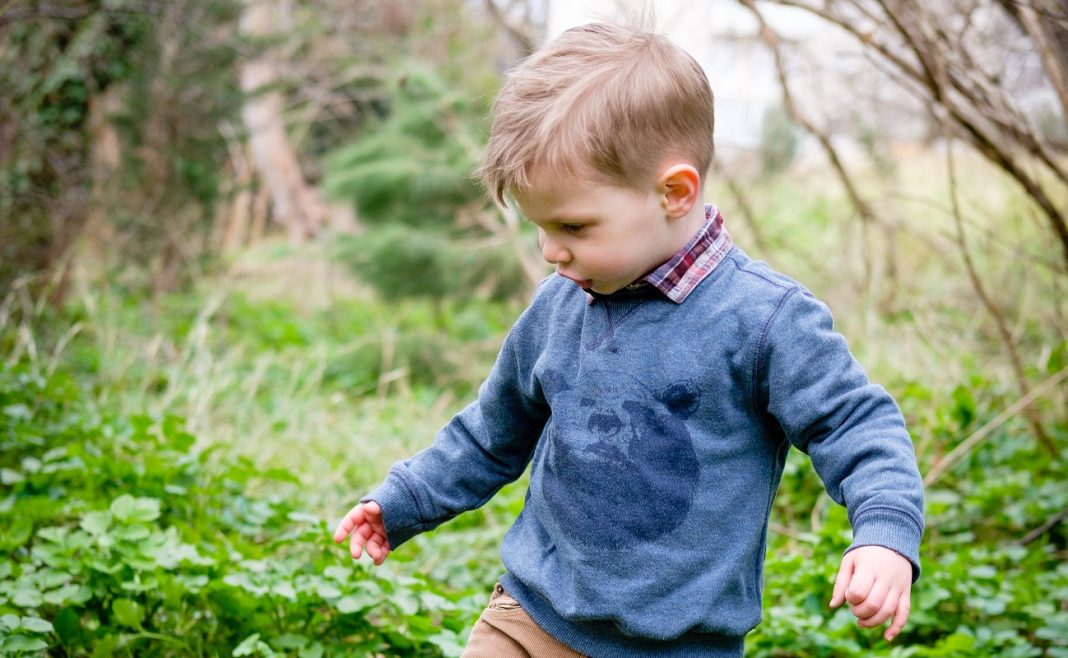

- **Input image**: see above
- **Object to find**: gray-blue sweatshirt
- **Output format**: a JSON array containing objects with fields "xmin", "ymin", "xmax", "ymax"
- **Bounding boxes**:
[{"xmin": 364, "ymin": 245, "xmax": 925, "ymax": 657}]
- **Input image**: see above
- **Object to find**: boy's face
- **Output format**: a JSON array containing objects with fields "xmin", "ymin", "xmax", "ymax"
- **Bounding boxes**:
[{"xmin": 512, "ymin": 171, "xmax": 689, "ymax": 295}]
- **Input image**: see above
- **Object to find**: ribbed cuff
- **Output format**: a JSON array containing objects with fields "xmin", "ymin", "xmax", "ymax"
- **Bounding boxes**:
[
  {"xmin": 360, "ymin": 472, "xmax": 425, "ymax": 549},
  {"xmin": 848, "ymin": 507, "xmax": 924, "ymax": 582}
]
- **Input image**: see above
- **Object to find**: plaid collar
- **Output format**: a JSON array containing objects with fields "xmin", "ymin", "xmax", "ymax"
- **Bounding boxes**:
[{"xmin": 591, "ymin": 204, "xmax": 731, "ymax": 304}]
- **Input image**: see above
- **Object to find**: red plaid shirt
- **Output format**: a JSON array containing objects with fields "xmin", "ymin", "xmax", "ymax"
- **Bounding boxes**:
[{"xmin": 595, "ymin": 204, "xmax": 732, "ymax": 304}]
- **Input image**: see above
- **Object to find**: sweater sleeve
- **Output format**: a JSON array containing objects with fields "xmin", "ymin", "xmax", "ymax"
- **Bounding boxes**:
[
  {"xmin": 361, "ymin": 313, "xmax": 549, "ymax": 549},
  {"xmin": 758, "ymin": 288, "xmax": 925, "ymax": 580}
]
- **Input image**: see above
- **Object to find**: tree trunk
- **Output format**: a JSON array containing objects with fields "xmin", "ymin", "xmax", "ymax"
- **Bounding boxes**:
[{"xmin": 239, "ymin": 0, "xmax": 340, "ymax": 242}]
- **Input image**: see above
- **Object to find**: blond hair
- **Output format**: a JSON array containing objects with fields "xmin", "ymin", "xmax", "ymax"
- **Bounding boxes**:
[{"xmin": 479, "ymin": 22, "xmax": 715, "ymax": 205}]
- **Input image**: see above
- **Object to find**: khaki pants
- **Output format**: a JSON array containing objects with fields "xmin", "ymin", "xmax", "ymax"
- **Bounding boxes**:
[{"xmin": 462, "ymin": 583, "xmax": 586, "ymax": 658}]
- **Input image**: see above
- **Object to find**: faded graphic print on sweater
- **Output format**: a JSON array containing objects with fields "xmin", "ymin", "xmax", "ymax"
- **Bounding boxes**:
[{"xmin": 538, "ymin": 368, "xmax": 702, "ymax": 547}]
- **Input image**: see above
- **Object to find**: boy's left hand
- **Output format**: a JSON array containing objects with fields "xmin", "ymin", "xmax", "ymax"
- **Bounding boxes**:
[{"xmin": 830, "ymin": 545, "xmax": 913, "ymax": 642}]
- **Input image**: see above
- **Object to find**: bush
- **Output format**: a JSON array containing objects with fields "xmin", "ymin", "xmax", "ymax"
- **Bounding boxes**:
[
  {"xmin": 323, "ymin": 64, "xmax": 531, "ymax": 303},
  {"xmin": 0, "ymin": 363, "xmax": 480, "ymax": 656},
  {"xmin": 747, "ymin": 372, "xmax": 1068, "ymax": 658}
]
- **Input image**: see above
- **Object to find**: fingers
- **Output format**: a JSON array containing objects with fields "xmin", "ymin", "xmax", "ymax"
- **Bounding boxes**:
[
  {"xmin": 884, "ymin": 591, "xmax": 911, "ymax": 642},
  {"xmin": 851, "ymin": 578, "xmax": 892, "ymax": 623},
  {"xmin": 857, "ymin": 593, "xmax": 897, "ymax": 631},
  {"xmin": 333, "ymin": 501, "xmax": 385, "ymax": 542},
  {"xmin": 844, "ymin": 564, "xmax": 876, "ymax": 607},
  {"xmin": 349, "ymin": 527, "xmax": 364, "ymax": 559},
  {"xmin": 333, "ymin": 504, "xmax": 367, "ymax": 543},
  {"xmin": 366, "ymin": 533, "xmax": 391, "ymax": 565},
  {"xmin": 835, "ymin": 546, "xmax": 914, "ymax": 641},
  {"xmin": 830, "ymin": 553, "xmax": 854, "ymax": 608},
  {"xmin": 363, "ymin": 500, "xmax": 382, "ymax": 520},
  {"xmin": 335, "ymin": 502, "xmax": 390, "ymax": 565}
]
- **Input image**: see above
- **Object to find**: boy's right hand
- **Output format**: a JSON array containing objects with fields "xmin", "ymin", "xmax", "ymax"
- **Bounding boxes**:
[{"xmin": 333, "ymin": 501, "xmax": 391, "ymax": 565}]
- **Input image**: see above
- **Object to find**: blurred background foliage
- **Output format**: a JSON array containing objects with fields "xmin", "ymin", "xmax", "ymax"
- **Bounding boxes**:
[
  {"xmin": 1, "ymin": 0, "xmax": 1067, "ymax": 656},
  {"xmin": 324, "ymin": 65, "xmax": 531, "ymax": 301}
]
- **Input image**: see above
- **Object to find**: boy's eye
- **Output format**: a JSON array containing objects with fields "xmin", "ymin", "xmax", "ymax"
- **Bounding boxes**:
[{"xmin": 560, "ymin": 223, "xmax": 585, "ymax": 234}]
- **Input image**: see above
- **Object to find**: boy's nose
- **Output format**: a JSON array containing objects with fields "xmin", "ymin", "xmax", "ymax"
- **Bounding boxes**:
[{"xmin": 539, "ymin": 232, "xmax": 570, "ymax": 264}]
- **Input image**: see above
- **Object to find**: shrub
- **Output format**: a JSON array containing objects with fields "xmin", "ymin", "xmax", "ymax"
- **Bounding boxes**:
[{"xmin": 0, "ymin": 363, "xmax": 480, "ymax": 656}]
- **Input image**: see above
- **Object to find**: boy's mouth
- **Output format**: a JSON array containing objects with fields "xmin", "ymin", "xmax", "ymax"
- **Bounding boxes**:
[{"xmin": 557, "ymin": 271, "xmax": 593, "ymax": 289}]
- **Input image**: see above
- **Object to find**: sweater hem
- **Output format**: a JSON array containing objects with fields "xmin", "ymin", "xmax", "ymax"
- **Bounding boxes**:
[{"xmin": 501, "ymin": 573, "xmax": 746, "ymax": 658}]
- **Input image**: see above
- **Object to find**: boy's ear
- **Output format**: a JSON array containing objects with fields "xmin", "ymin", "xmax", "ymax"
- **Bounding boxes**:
[{"xmin": 656, "ymin": 164, "xmax": 701, "ymax": 219}]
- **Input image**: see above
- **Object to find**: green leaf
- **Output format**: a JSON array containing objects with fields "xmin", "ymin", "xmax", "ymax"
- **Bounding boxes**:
[
  {"xmin": 177, "ymin": 574, "xmax": 209, "ymax": 592},
  {"xmin": 233, "ymin": 633, "xmax": 261, "ymax": 657},
  {"xmin": 0, "ymin": 518, "xmax": 33, "ymax": 551},
  {"xmin": 273, "ymin": 634, "xmax": 308, "ymax": 649},
  {"xmin": 43, "ymin": 583, "xmax": 91, "ymax": 606},
  {"xmin": 113, "ymin": 525, "xmax": 151, "ymax": 542},
  {"xmin": 951, "ymin": 385, "xmax": 977, "ymax": 427},
  {"xmin": 109, "ymin": 495, "xmax": 137, "ymax": 521},
  {"xmin": 91, "ymin": 634, "xmax": 118, "ymax": 658},
  {"xmin": 335, "ymin": 591, "xmax": 377, "ymax": 614},
  {"xmin": 111, "ymin": 598, "xmax": 144, "ymax": 629},
  {"xmin": 223, "ymin": 573, "xmax": 268, "ymax": 596},
  {"xmin": 110, "ymin": 496, "xmax": 161, "ymax": 524},
  {"xmin": 392, "ymin": 589, "xmax": 420, "ymax": 616},
  {"xmin": 12, "ymin": 583, "xmax": 43, "ymax": 608},
  {"xmin": 41, "ymin": 447, "xmax": 67, "ymax": 462},
  {"xmin": 120, "ymin": 576, "xmax": 159, "ymax": 593},
  {"xmin": 299, "ymin": 643, "xmax": 324, "ymax": 658},
  {"xmin": 20, "ymin": 616, "xmax": 53, "ymax": 633},
  {"xmin": 36, "ymin": 569, "xmax": 70, "ymax": 590},
  {"xmin": 0, "ymin": 468, "xmax": 24, "ymax": 485},
  {"xmin": 272, "ymin": 581, "xmax": 296, "ymax": 600},
  {"xmin": 426, "ymin": 630, "xmax": 465, "ymax": 658},
  {"xmin": 52, "ymin": 607, "xmax": 81, "ymax": 645},
  {"xmin": 322, "ymin": 566, "xmax": 349, "ymax": 581},
  {"xmin": 1, "ymin": 636, "xmax": 48, "ymax": 652},
  {"xmin": 3, "ymin": 403, "xmax": 32, "ymax": 419},
  {"xmin": 80, "ymin": 511, "xmax": 112, "ymax": 536},
  {"xmin": 87, "ymin": 558, "xmax": 123, "ymax": 575},
  {"xmin": 315, "ymin": 581, "xmax": 342, "ymax": 599},
  {"xmin": 0, "ymin": 614, "xmax": 21, "ymax": 632},
  {"xmin": 285, "ymin": 510, "xmax": 320, "ymax": 525},
  {"xmin": 267, "ymin": 469, "xmax": 302, "ymax": 485}
]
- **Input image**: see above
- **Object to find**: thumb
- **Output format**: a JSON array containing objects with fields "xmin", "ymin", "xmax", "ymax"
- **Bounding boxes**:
[{"xmin": 830, "ymin": 552, "xmax": 854, "ymax": 608}]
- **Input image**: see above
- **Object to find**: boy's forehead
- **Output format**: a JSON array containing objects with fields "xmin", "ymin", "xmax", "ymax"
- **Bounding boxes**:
[
  {"xmin": 511, "ymin": 172, "xmax": 656, "ymax": 223},
  {"xmin": 526, "ymin": 165, "xmax": 593, "ymax": 194},
  {"xmin": 511, "ymin": 170, "xmax": 603, "ymax": 218}
]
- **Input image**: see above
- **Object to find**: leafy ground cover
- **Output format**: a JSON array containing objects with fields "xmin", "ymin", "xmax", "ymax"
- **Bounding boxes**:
[
  {"xmin": 0, "ymin": 362, "xmax": 483, "ymax": 657},
  {"xmin": 3, "ymin": 280, "xmax": 1065, "ymax": 657}
]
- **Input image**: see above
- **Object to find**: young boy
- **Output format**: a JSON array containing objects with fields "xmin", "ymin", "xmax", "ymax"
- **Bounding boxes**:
[{"xmin": 333, "ymin": 22, "xmax": 924, "ymax": 658}]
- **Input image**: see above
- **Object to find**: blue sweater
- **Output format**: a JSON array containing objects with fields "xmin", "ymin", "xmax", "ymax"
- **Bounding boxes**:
[{"xmin": 365, "ymin": 246, "xmax": 925, "ymax": 657}]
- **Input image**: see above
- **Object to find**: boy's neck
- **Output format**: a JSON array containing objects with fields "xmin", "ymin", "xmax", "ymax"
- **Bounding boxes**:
[{"xmin": 671, "ymin": 198, "xmax": 710, "ymax": 250}]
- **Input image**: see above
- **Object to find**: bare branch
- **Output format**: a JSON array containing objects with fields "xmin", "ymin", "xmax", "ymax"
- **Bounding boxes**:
[
  {"xmin": 482, "ymin": 0, "xmax": 536, "ymax": 55},
  {"xmin": 945, "ymin": 138, "xmax": 1056, "ymax": 454},
  {"xmin": 740, "ymin": 0, "xmax": 886, "ymax": 291},
  {"xmin": 761, "ymin": 0, "xmax": 1068, "ymax": 269}
]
